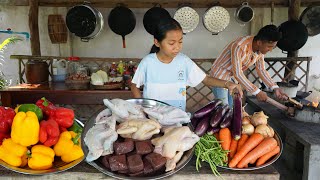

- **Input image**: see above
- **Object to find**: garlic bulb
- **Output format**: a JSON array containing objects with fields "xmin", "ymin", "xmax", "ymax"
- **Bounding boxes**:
[{"xmin": 250, "ymin": 111, "xmax": 268, "ymax": 126}]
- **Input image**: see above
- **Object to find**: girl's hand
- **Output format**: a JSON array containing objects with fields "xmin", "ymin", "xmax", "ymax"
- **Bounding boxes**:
[{"xmin": 226, "ymin": 82, "xmax": 243, "ymax": 98}]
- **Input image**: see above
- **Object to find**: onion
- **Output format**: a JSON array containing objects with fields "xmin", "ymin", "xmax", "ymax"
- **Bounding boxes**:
[
  {"xmin": 251, "ymin": 111, "xmax": 268, "ymax": 127},
  {"xmin": 254, "ymin": 124, "xmax": 273, "ymax": 138},
  {"xmin": 242, "ymin": 116, "xmax": 251, "ymax": 125},
  {"xmin": 242, "ymin": 124, "xmax": 255, "ymax": 135},
  {"xmin": 267, "ymin": 125, "xmax": 275, "ymax": 137}
]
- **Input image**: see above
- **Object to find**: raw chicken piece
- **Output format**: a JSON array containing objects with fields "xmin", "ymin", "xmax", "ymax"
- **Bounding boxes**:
[
  {"xmin": 84, "ymin": 118, "xmax": 118, "ymax": 162},
  {"xmin": 103, "ymin": 99, "xmax": 145, "ymax": 122},
  {"xmin": 143, "ymin": 106, "xmax": 190, "ymax": 126},
  {"xmin": 151, "ymin": 126, "xmax": 199, "ymax": 170},
  {"xmin": 117, "ymin": 119, "xmax": 161, "ymax": 140}
]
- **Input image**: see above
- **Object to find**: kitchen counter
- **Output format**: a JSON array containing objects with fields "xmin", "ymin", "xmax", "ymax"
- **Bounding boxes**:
[
  {"xmin": 0, "ymin": 158, "xmax": 279, "ymax": 180},
  {"xmin": 0, "ymin": 82, "xmax": 134, "ymax": 107}
]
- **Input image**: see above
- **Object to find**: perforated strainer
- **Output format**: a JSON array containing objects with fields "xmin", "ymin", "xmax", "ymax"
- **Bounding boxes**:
[
  {"xmin": 203, "ymin": 6, "xmax": 230, "ymax": 35},
  {"xmin": 174, "ymin": 6, "xmax": 199, "ymax": 34}
]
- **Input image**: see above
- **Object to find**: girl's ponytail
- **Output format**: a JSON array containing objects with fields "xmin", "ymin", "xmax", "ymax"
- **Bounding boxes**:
[{"xmin": 150, "ymin": 45, "xmax": 160, "ymax": 53}]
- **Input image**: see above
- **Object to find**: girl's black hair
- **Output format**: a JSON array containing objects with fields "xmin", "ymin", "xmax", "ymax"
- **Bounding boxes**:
[
  {"xmin": 150, "ymin": 18, "xmax": 182, "ymax": 53},
  {"xmin": 253, "ymin": 24, "xmax": 281, "ymax": 42}
]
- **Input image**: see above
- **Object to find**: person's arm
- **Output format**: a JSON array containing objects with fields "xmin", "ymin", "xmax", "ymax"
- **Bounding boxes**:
[
  {"xmin": 131, "ymin": 83, "xmax": 142, "ymax": 98},
  {"xmin": 255, "ymin": 57, "xmax": 288, "ymax": 100},
  {"xmin": 202, "ymin": 75, "xmax": 243, "ymax": 97}
]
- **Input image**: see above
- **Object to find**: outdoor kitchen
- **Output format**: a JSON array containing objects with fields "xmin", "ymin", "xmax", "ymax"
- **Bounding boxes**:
[{"xmin": 0, "ymin": 0, "xmax": 320, "ymax": 180}]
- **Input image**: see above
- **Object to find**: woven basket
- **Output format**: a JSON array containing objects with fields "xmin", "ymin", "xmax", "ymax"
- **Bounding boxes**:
[
  {"xmin": 65, "ymin": 79, "xmax": 90, "ymax": 90},
  {"xmin": 48, "ymin": 14, "xmax": 68, "ymax": 43},
  {"xmin": 91, "ymin": 82, "xmax": 123, "ymax": 90}
]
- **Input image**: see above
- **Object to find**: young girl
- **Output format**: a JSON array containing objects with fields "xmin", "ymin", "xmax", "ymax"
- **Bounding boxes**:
[{"xmin": 131, "ymin": 18, "xmax": 242, "ymax": 110}]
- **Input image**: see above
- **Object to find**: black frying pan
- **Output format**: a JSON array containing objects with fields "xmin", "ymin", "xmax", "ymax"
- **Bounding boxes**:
[
  {"xmin": 143, "ymin": 4, "xmax": 171, "ymax": 35},
  {"xmin": 108, "ymin": 5, "xmax": 136, "ymax": 48}
]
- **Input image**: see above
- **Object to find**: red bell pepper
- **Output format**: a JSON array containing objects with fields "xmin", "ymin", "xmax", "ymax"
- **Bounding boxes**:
[
  {"xmin": 39, "ymin": 119, "xmax": 60, "ymax": 147},
  {"xmin": 52, "ymin": 107, "xmax": 74, "ymax": 128},
  {"xmin": 0, "ymin": 106, "xmax": 15, "ymax": 134},
  {"xmin": 36, "ymin": 97, "xmax": 53, "ymax": 111}
]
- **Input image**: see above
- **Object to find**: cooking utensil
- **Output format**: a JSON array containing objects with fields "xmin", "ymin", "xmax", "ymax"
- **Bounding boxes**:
[
  {"xmin": 0, "ymin": 119, "xmax": 84, "ymax": 175},
  {"xmin": 173, "ymin": 6, "xmax": 199, "ymax": 34},
  {"xmin": 108, "ymin": 5, "xmax": 136, "ymax": 48},
  {"xmin": 277, "ymin": 20, "xmax": 308, "ymax": 52},
  {"xmin": 203, "ymin": 6, "xmax": 230, "ymax": 35},
  {"xmin": 81, "ymin": 98, "xmax": 194, "ymax": 180},
  {"xmin": 217, "ymin": 130, "xmax": 282, "ymax": 170},
  {"xmin": 235, "ymin": 2, "xmax": 254, "ymax": 25},
  {"xmin": 143, "ymin": 4, "xmax": 171, "ymax": 35},
  {"xmin": 296, "ymin": 90, "xmax": 312, "ymax": 99},
  {"xmin": 300, "ymin": 6, "xmax": 320, "ymax": 36},
  {"xmin": 66, "ymin": 4, "xmax": 104, "ymax": 42}
]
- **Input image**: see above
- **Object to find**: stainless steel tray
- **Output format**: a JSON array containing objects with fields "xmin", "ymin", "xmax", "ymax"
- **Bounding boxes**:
[
  {"xmin": 81, "ymin": 98, "xmax": 195, "ymax": 180},
  {"xmin": 217, "ymin": 131, "xmax": 283, "ymax": 170},
  {"xmin": 0, "ymin": 119, "xmax": 84, "ymax": 175}
]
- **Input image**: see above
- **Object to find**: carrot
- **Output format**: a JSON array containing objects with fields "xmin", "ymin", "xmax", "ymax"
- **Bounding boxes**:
[
  {"xmin": 228, "ymin": 133, "xmax": 264, "ymax": 168},
  {"xmin": 237, "ymin": 134, "xmax": 249, "ymax": 153},
  {"xmin": 237, "ymin": 137, "xmax": 277, "ymax": 168},
  {"xmin": 256, "ymin": 146, "xmax": 280, "ymax": 166},
  {"xmin": 219, "ymin": 128, "xmax": 231, "ymax": 151},
  {"xmin": 214, "ymin": 132, "xmax": 220, "ymax": 141},
  {"xmin": 229, "ymin": 138, "xmax": 238, "ymax": 159}
]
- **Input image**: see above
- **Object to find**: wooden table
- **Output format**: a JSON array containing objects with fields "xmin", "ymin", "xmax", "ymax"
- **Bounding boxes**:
[{"xmin": 0, "ymin": 82, "xmax": 134, "ymax": 107}]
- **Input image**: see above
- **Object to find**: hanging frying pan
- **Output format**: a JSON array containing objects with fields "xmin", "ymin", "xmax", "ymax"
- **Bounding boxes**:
[
  {"xmin": 173, "ymin": 6, "xmax": 199, "ymax": 34},
  {"xmin": 143, "ymin": 4, "xmax": 171, "ymax": 35},
  {"xmin": 66, "ymin": 4, "xmax": 104, "ymax": 42},
  {"xmin": 203, "ymin": 6, "xmax": 230, "ymax": 35},
  {"xmin": 300, "ymin": 6, "xmax": 320, "ymax": 36},
  {"xmin": 108, "ymin": 5, "xmax": 136, "ymax": 48},
  {"xmin": 277, "ymin": 20, "xmax": 308, "ymax": 52},
  {"xmin": 235, "ymin": 2, "xmax": 254, "ymax": 25}
]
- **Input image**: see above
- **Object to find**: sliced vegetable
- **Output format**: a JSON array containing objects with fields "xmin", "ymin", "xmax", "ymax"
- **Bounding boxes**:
[
  {"xmin": 256, "ymin": 146, "xmax": 280, "ymax": 166},
  {"xmin": 210, "ymin": 105, "xmax": 229, "ymax": 127},
  {"xmin": 237, "ymin": 137, "xmax": 277, "ymax": 168},
  {"xmin": 232, "ymin": 93, "xmax": 242, "ymax": 140},
  {"xmin": 220, "ymin": 109, "xmax": 233, "ymax": 128},
  {"xmin": 219, "ymin": 128, "xmax": 231, "ymax": 151},
  {"xmin": 228, "ymin": 133, "xmax": 264, "ymax": 168},
  {"xmin": 207, "ymin": 126, "xmax": 220, "ymax": 135},
  {"xmin": 193, "ymin": 99, "xmax": 222, "ymax": 119},
  {"xmin": 194, "ymin": 115, "xmax": 210, "ymax": 137}
]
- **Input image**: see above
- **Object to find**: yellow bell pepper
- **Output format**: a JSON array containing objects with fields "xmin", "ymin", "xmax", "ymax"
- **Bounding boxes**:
[
  {"xmin": 0, "ymin": 138, "xmax": 28, "ymax": 167},
  {"xmin": 14, "ymin": 105, "xmax": 21, "ymax": 113},
  {"xmin": 28, "ymin": 145, "xmax": 55, "ymax": 170},
  {"xmin": 11, "ymin": 111, "xmax": 40, "ymax": 146},
  {"xmin": 53, "ymin": 131, "xmax": 84, "ymax": 163}
]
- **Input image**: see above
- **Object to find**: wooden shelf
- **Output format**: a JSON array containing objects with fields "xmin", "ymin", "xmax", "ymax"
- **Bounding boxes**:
[{"xmin": 7, "ymin": 0, "xmax": 320, "ymax": 8}]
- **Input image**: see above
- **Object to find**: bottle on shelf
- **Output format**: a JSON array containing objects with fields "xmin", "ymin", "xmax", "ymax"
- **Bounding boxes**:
[
  {"xmin": 109, "ymin": 62, "xmax": 117, "ymax": 78},
  {"xmin": 117, "ymin": 60, "xmax": 124, "ymax": 76}
]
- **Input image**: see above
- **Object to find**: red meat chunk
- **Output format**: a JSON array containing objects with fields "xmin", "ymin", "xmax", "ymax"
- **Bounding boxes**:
[
  {"xmin": 113, "ymin": 140, "xmax": 134, "ymax": 155},
  {"xmin": 135, "ymin": 140, "xmax": 154, "ymax": 155},
  {"xmin": 145, "ymin": 152, "xmax": 167, "ymax": 170},
  {"xmin": 108, "ymin": 155, "xmax": 128, "ymax": 172},
  {"xmin": 127, "ymin": 154, "xmax": 144, "ymax": 173}
]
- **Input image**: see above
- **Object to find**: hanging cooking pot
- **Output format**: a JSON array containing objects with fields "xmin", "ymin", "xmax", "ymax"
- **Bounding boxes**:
[
  {"xmin": 203, "ymin": 6, "xmax": 230, "ymax": 35},
  {"xmin": 300, "ymin": 6, "xmax": 320, "ymax": 36},
  {"xmin": 143, "ymin": 4, "xmax": 171, "ymax": 35},
  {"xmin": 277, "ymin": 20, "xmax": 308, "ymax": 52},
  {"xmin": 108, "ymin": 5, "xmax": 136, "ymax": 48},
  {"xmin": 173, "ymin": 6, "xmax": 199, "ymax": 34},
  {"xmin": 235, "ymin": 2, "xmax": 254, "ymax": 25},
  {"xmin": 66, "ymin": 4, "xmax": 103, "ymax": 42}
]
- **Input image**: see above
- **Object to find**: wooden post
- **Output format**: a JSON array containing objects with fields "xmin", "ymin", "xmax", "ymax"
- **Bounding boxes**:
[
  {"xmin": 284, "ymin": 0, "xmax": 300, "ymax": 81},
  {"xmin": 28, "ymin": 0, "xmax": 41, "ymax": 55}
]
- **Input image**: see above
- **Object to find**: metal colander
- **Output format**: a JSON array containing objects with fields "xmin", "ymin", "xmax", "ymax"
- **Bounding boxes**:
[
  {"xmin": 203, "ymin": 6, "xmax": 230, "ymax": 35},
  {"xmin": 174, "ymin": 6, "xmax": 199, "ymax": 34}
]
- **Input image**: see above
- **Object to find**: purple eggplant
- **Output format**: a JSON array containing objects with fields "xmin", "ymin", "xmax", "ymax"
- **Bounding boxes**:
[
  {"xmin": 194, "ymin": 115, "xmax": 210, "ymax": 137},
  {"xmin": 207, "ymin": 126, "xmax": 220, "ymax": 135},
  {"xmin": 190, "ymin": 116, "xmax": 199, "ymax": 129},
  {"xmin": 210, "ymin": 105, "xmax": 229, "ymax": 127},
  {"xmin": 232, "ymin": 93, "xmax": 242, "ymax": 140},
  {"xmin": 193, "ymin": 99, "xmax": 222, "ymax": 119},
  {"xmin": 220, "ymin": 109, "xmax": 233, "ymax": 128}
]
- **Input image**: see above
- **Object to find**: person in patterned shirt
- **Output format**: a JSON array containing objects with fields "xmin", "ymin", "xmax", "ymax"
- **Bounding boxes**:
[{"xmin": 210, "ymin": 25, "xmax": 288, "ymax": 106}]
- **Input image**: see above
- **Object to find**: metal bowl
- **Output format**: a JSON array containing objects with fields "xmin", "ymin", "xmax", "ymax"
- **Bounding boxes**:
[
  {"xmin": 0, "ymin": 119, "xmax": 84, "ymax": 175},
  {"xmin": 217, "ymin": 131, "xmax": 283, "ymax": 170},
  {"xmin": 81, "ymin": 98, "xmax": 195, "ymax": 180}
]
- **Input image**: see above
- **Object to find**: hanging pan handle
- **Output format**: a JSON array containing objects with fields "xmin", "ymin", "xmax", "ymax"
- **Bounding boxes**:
[{"xmin": 122, "ymin": 35, "xmax": 126, "ymax": 48}]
